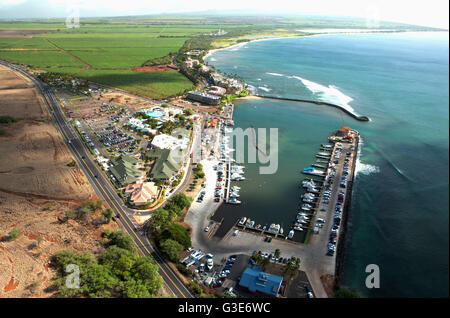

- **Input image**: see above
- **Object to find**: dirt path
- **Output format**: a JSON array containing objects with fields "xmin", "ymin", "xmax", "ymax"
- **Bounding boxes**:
[{"xmin": 44, "ymin": 38, "xmax": 92, "ymax": 69}]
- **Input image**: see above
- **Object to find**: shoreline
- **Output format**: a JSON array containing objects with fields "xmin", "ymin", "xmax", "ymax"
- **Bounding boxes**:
[{"xmin": 203, "ymin": 29, "xmax": 434, "ymax": 61}]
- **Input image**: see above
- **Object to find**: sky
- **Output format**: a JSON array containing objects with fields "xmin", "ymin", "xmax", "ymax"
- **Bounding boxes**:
[{"xmin": 0, "ymin": 0, "xmax": 448, "ymax": 29}]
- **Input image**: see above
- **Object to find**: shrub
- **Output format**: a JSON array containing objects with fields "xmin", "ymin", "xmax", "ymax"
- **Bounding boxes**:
[
  {"xmin": 7, "ymin": 228, "xmax": 21, "ymax": 241},
  {"xmin": 158, "ymin": 224, "xmax": 191, "ymax": 249},
  {"xmin": 102, "ymin": 208, "xmax": 113, "ymax": 223},
  {"xmin": 159, "ymin": 239, "xmax": 184, "ymax": 262}
]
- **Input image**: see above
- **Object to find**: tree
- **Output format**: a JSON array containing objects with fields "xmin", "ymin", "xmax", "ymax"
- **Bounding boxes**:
[
  {"xmin": 95, "ymin": 199, "xmax": 104, "ymax": 210},
  {"xmin": 101, "ymin": 245, "xmax": 137, "ymax": 280},
  {"xmin": 151, "ymin": 208, "xmax": 173, "ymax": 230},
  {"xmin": 106, "ymin": 230, "xmax": 137, "ymax": 253},
  {"xmin": 261, "ymin": 257, "xmax": 270, "ymax": 270},
  {"xmin": 102, "ymin": 208, "xmax": 113, "ymax": 223},
  {"xmin": 7, "ymin": 228, "xmax": 20, "ymax": 241},
  {"xmin": 274, "ymin": 249, "xmax": 280, "ymax": 258},
  {"xmin": 195, "ymin": 171, "xmax": 205, "ymax": 179},
  {"xmin": 121, "ymin": 278, "xmax": 151, "ymax": 298},
  {"xmin": 82, "ymin": 264, "xmax": 119, "ymax": 298},
  {"xmin": 159, "ymin": 224, "xmax": 191, "ymax": 249},
  {"xmin": 183, "ymin": 108, "xmax": 194, "ymax": 116},
  {"xmin": 160, "ymin": 239, "xmax": 184, "ymax": 262},
  {"xmin": 130, "ymin": 256, "xmax": 163, "ymax": 296},
  {"xmin": 294, "ymin": 257, "xmax": 301, "ymax": 270}
]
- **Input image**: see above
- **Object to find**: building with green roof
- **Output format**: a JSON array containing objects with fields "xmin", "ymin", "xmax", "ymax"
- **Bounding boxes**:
[
  {"xmin": 147, "ymin": 147, "xmax": 187, "ymax": 180},
  {"xmin": 109, "ymin": 154, "xmax": 142, "ymax": 186}
]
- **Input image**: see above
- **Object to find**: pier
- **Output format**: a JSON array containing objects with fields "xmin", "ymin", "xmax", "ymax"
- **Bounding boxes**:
[{"xmin": 253, "ymin": 94, "xmax": 370, "ymax": 122}]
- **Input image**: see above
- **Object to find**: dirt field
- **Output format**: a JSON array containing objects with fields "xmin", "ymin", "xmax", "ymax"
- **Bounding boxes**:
[
  {"xmin": 131, "ymin": 65, "xmax": 179, "ymax": 72},
  {"xmin": 93, "ymin": 91, "xmax": 155, "ymax": 111},
  {"xmin": 0, "ymin": 30, "xmax": 52, "ymax": 38},
  {"xmin": 0, "ymin": 64, "xmax": 117, "ymax": 297}
]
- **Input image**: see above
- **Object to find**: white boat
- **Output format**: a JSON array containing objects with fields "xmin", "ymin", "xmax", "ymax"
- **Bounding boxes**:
[
  {"xmin": 238, "ymin": 217, "xmax": 247, "ymax": 226},
  {"xmin": 228, "ymin": 198, "xmax": 241, "ymax": 204},
  {"xmin": 206, "ymin": 258, "xmax": 213, "ymax": 270},
  {"xmin": 294, "ymin": 226, "xmax": 303, "ymax": 231},
  {"xmin": 288, "ymin": 230, "xmax": 294, "ymax": 239},
  {"xmin": 268, "ymin": 223, "xmax": 281, "ymax": 234},
  {"xmin": 280, "ymin": 228, "xmax": 284, "ymax": 235}
]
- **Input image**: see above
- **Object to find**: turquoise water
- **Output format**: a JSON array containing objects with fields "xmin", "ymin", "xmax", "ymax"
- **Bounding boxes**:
[{"xmin": 206, "ymin": 32, "xmax": 449, "ymax": 298}]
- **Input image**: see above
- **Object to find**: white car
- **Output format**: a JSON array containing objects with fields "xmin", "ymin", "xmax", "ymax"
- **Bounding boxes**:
[{"xmin": 204, "ymin": 226, "xmax": 210, "ymax": 232}]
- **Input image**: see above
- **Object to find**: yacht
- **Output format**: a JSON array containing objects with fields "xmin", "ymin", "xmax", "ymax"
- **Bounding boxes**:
[
  {"xmin": 302, "ymin": 168, "xmax": 325, "ymax": 176},
  {"xmin": 228, "ymin": 198, "xmax": 241, "ymax": 204},
  {"xmin": 288, "ymin": 230, "xmax": 294, "ymax": 239},
  {"xmin": 238, "ymin": 217, "xmax": 247, "ymax": 226},
  {"xmin": 293, "ymin": 226, "xmax": 303, "ymax": 231}
]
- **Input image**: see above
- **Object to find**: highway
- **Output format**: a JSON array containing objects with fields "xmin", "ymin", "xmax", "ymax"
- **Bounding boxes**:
[{"xmin": 0, "ymin": 60, "xmax": 193, "ymax": 298}]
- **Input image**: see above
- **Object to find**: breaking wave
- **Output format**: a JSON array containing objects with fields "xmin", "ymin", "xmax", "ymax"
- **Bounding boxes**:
[
  {"xmin": 258, "ymin": 86, "xmax": 271, "ymax": 92},
  {"xmin": 355, "ymin": 158, "xmax": 380, "ymax": 176},
  {"xmin": 266, "ymin": 72, "xmax": 285, "ymax": 77},
  {"xmin": 290, "ymin": 75, "xmax": 356, "ymax": 113}
]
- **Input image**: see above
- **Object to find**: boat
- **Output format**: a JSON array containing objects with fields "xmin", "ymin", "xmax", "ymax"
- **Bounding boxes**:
[
  {"xmin": 279, "ymin": 228, "xmax": 284, "ymax": 235},
  {"xmin": 228, "ymin": 198, "xmax": 241, "ymax": 204},
  {"xmin": 206, "ymin": 258, "xmax": 213, "ymax": 270},
  {"xmin": 287, "ymin": 230, "xmax": 294, "ymax": 239},
  {"xmin": 238, "ymin": 217, "xmax": 247, "ymax": 226},
  {"xmin": 302, "ymin": 168, "xmax": 325, "ymax": 176},
  {"xmin": 302, "ymin": 204, "xmax": 313, "ymax": 209},
  {"xmin": 249, "ymin": 220, "xmax": 255, "ymax": 228},
  {"xmin": 268, "ymin": 223, "xmax": 281, "ymax": 234},
  {"xmin": 262, "ymin": 225, "xmax": 267, "ymax": 231},
  {"xmin": 293, "ymin": 226, "xmax": 303, "ymax": 231}
]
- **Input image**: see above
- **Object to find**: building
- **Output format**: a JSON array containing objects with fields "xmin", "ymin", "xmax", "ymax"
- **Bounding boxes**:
[
  {"xmin": 208, "ymin": 86, "xmax": 226, "ymax": 96},
  {"xmin": 186, "ymin": 91, "xmax": 220, "ymax": 106},
  {"xmin": 109, "ymin": 154, "xmax": 142, "ymax": 186},
  {"xmin": 147, "ymin": 147, "xmax": 187, "ymax": 180},
  {"xmin": 239, "ymin": 267, "xmax": 283, "ymax": 297},
  {"xmin": 151, "ymin": 131, "xmax": 189, "ymax": 150},
  {"xmin": 127, "ymin": 117, "xmax": 158, "ymax": 135},
  {"xmin": 124, "ymin": 182, "xmax": 159, "ymax": 206}
]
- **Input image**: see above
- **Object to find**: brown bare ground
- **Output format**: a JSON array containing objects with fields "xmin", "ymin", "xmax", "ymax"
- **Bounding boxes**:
[
  {"xmin": 93, "ymin": 91, "xmax": 156, "ymax": 111},
  {"xmin": 0, "ymin": 30, "xmax": 53, "ymax": 38},
  {"xmin": 0, "ymin": 64, "xmax": 119, "ymax": 298},
  {"xmin": 131, "ymin": 65, "xmax": 178, "ymax": 72}
]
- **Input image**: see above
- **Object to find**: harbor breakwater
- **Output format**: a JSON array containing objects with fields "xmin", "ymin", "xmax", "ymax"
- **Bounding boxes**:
[
  {"xmin": 253, "ymin": 94, "xmax": 370, "ymax": 122},
  {"xmin": 334, "ymin": 133, "xmax": 360, "ymax": 289}
]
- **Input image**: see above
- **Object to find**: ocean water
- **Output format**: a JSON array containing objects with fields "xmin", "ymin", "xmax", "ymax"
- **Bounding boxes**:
[{"xmin": 206, "ymin": 32, "xmax": 449, "ymax": 298}]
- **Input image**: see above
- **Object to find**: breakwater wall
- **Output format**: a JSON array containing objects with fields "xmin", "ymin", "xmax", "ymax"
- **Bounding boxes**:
[
  {"xmin": 253, "ymin": 94, "xmax": 370, "ymax": 122},
  {"xmin": 334, "ymin": 133, "xmax": 360, "ymax": 290}
]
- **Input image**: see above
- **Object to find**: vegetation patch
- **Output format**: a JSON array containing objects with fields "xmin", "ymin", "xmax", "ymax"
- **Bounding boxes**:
[{"xmin": 49, "ymin": 230, "xmax": 163, "ymax": 298}]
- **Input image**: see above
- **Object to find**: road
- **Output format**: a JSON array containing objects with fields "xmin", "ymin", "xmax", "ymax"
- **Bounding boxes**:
[{"xmin": 0, "ymin": 60, "xmax": 193, "ymax": 298}]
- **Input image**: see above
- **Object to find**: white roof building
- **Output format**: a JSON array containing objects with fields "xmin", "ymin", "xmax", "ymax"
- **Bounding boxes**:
[{"xmin": 151, "ymin": 134, "xmax": 189, "ymax": 150}]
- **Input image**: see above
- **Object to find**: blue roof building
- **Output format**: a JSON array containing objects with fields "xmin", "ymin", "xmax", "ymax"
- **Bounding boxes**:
[{"xmin": 239, "ymin": 267, "xmax": 283, "ymax": 297}]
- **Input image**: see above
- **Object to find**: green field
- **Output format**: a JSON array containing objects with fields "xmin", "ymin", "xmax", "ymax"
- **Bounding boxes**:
[{"xmin": 0, "ymin": 15, "xmax": 438, "ymax": 99}]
